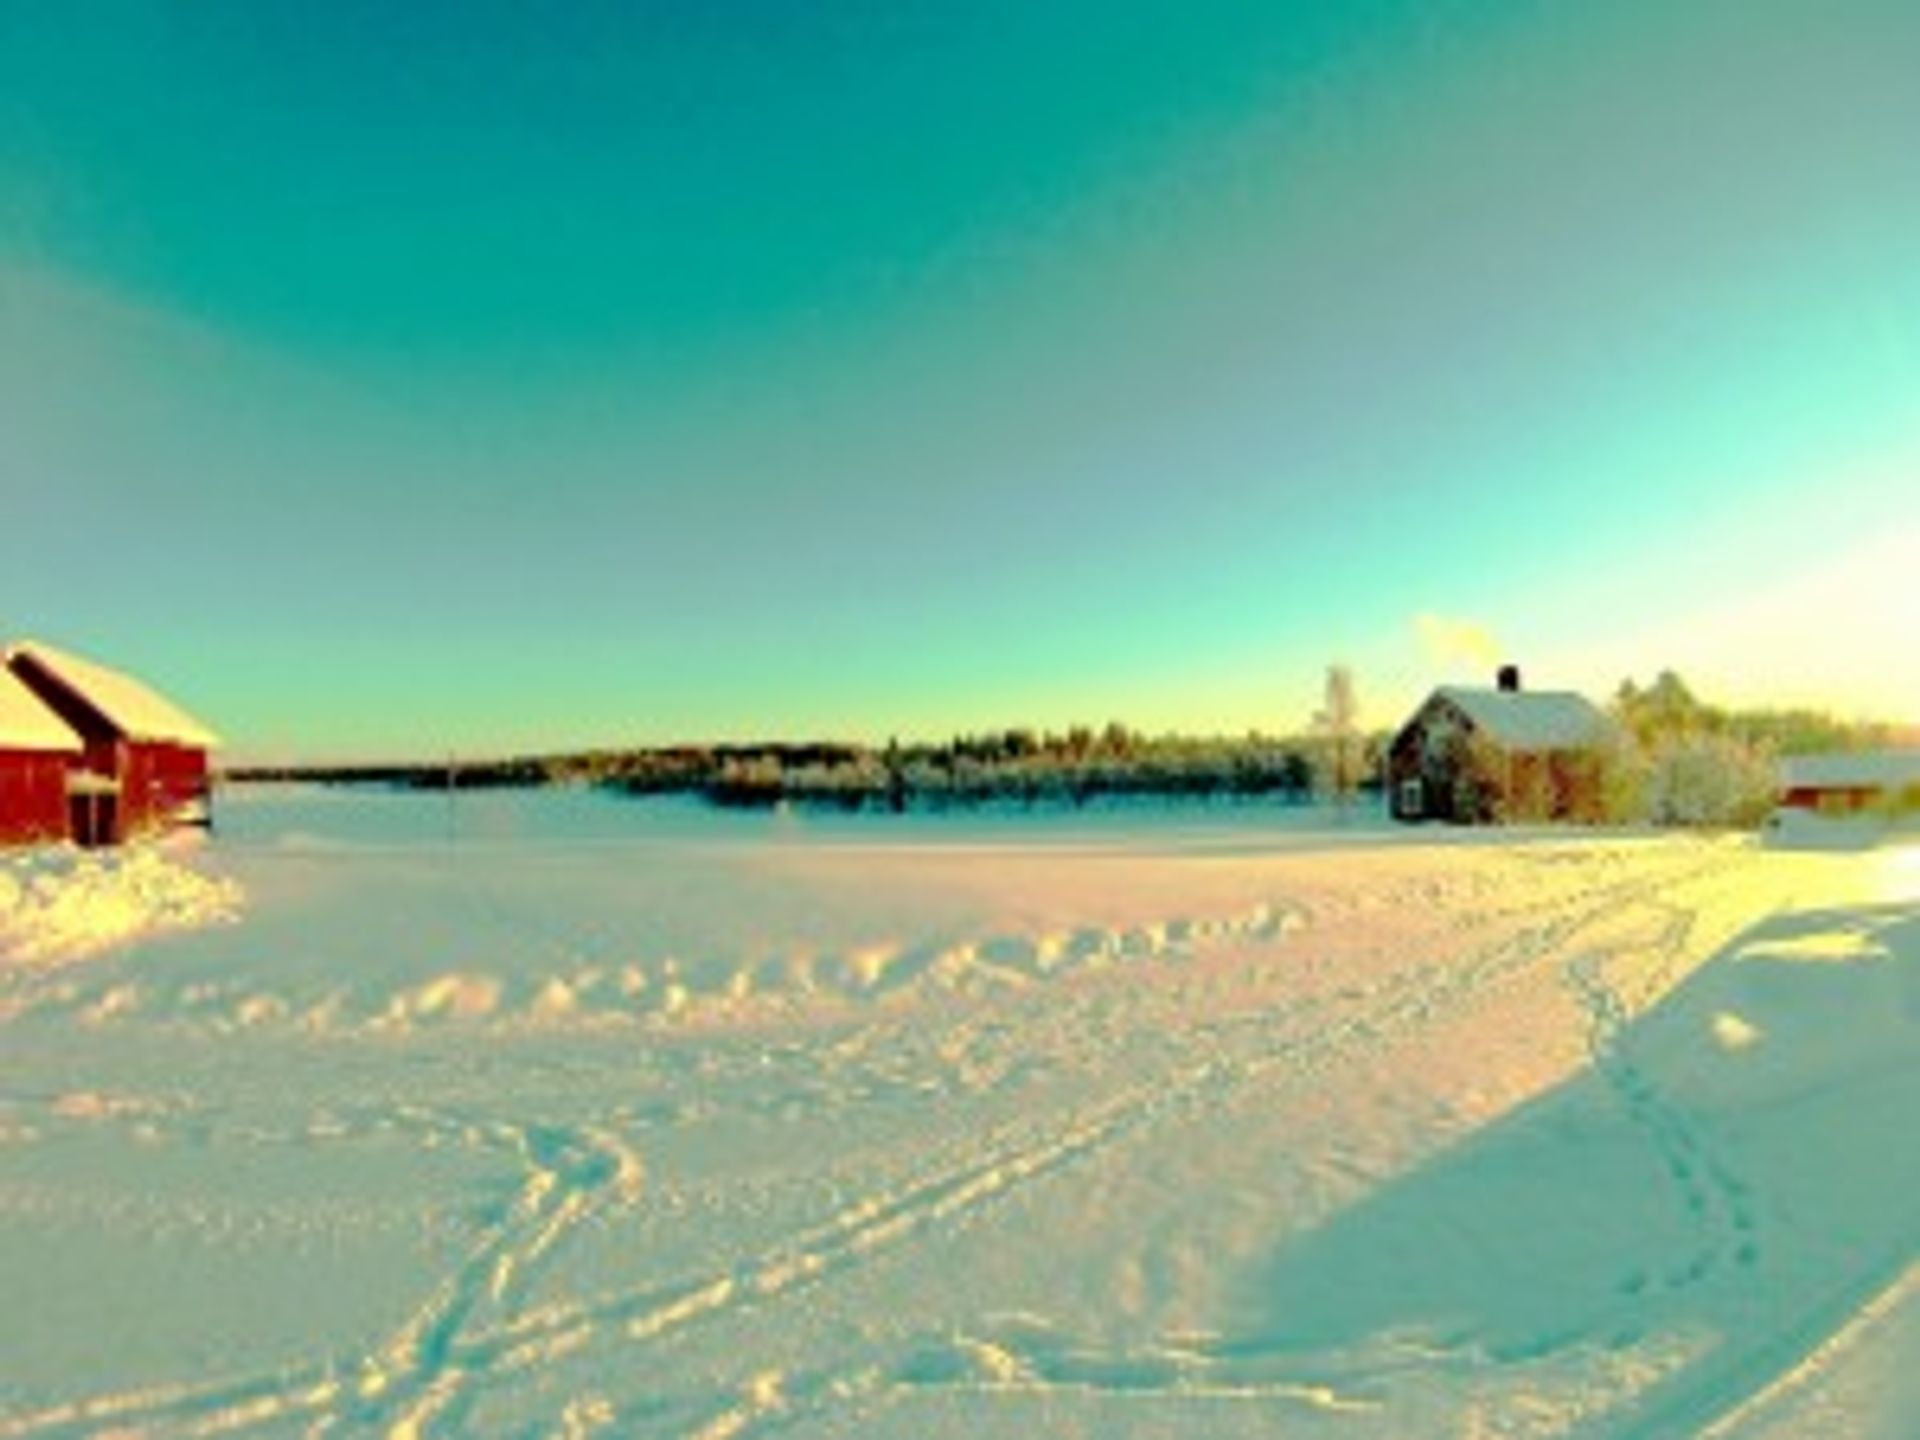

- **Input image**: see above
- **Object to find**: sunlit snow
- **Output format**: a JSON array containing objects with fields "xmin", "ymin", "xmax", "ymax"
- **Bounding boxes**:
[{"xmin": 1, "ymin": 788, "xmax": 1914, "ymax": 1437}]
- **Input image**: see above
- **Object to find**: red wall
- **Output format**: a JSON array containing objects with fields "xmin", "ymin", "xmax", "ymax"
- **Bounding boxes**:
[
  {"xmin": 26, "ymin": 740, "xmax": 211, "ymax": 845},
  {"xmin": 119, "ymin": 742, "xmax": 211, "ymax": 839},
  {"xmin": 0, "ymin": 750, "xmax": 73, "ymax": 845}
]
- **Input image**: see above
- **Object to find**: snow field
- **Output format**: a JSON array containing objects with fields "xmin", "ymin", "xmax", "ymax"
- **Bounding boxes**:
[{"xmin": 0, "ymin": 800, "xmax": 1914, "ymax": 1437}]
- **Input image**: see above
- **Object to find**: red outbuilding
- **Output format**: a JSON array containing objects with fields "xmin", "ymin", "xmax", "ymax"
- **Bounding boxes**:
[
  {"xmin": 0, "ymin": 665, "xmax": 84, "ymax": 845},
  {"xmin": 1776, "ymin": 751, "xmax": 1920, "ymax": 818},
  {"xmin": 4, "ymin": 641, "xmax": 219, "ymax": 846}
]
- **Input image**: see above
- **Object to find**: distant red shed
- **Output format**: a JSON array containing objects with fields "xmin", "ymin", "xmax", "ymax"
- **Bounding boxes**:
[
  {"xmin": 0, "ymin": 666, "xmax": 84, "ymax": 845},
  {"xmin": 4, "ymin": 641, "xmax": 220, "ymax": 846},
  {"xmin": 1776, "ymin": 751, "xmax": 1920, "ymax": 818}
]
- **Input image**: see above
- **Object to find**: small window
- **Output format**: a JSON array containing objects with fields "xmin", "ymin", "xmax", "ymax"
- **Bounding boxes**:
[{"xmin": 1399, "ymin": 777, "xmax": 1424, "ymax": 817}]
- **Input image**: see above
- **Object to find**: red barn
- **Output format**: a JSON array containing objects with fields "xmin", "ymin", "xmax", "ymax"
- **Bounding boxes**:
[
  {"xmin": 0, "ymin": 666, "xmax": 83, "ymax": 845},
  {"xmin": 4, "ymin": 641, "xmax": 219, "ymax": 846}
]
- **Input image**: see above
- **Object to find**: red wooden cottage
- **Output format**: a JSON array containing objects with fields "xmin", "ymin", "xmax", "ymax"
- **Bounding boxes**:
[
  {"xmin": 3, "ymin": 641, "xmax": 219, "ymax": 846},
  {"xmin": 0, "ymin": 665, "xmax": 85, "ymax": 845},
  {"xmin": 1388, "ymin": 666, "xmax": 1612, "ymax": 823}
]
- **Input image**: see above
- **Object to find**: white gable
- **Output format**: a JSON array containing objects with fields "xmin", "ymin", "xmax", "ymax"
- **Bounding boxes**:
[{"xmin": 0, "ymin": 666, "xmax": 82, "ymax": 753}]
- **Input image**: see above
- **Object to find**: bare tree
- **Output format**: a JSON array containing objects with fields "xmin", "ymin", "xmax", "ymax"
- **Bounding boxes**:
[{"xmin": 1314, "ymin": 664, "xmax": 1363, "ymax": 806}]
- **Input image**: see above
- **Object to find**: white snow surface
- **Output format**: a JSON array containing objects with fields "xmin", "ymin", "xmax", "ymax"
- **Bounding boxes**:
[{"xmin": 0, "ymin": 788, "xmax": 1915, "ymax": 1438}]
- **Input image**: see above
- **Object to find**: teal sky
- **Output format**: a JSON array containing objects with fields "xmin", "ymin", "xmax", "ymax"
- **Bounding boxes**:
[{"xmin": 3, "ymin": 1, "xmax": 1917, "ymax": 762}]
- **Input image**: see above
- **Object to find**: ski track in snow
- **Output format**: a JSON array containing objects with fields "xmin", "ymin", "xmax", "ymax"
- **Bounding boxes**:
[{"xmin": 1, "ymin": 827, "xmax": 1911, "ymax": 1437}]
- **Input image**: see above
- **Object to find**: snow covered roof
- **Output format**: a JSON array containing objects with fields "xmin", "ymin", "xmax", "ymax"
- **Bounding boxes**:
[
  {"xmin": 1779, "ymin": 750, "xmax": 1920, "ymax": 791},
  {"xmin": 0, "ymin": 667, "xmax": 82, "ymax": 753},
  {"xmin": 5, "ymin": 641, "xmax": 220, "ymax": 748},
  {"xmin": 1430, "ymin": 686, "xmax": 1611, "ymax": 752}
]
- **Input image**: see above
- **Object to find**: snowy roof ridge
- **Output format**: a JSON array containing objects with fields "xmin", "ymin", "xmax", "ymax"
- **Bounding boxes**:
[
  {"xmin": 1779, "ymin": 750, "xmax": 1920, "ymax": 790},
  {"xmin": 0, "ymin": 665, "xmax": 83, "ymax": 753},
  {"xmin": 5, "ymin": 640, "xmax": 220, "ymax": 748},
  {"xmin": 1432, "ymin": 685, "xmax": 1611, "ymax": 752}
]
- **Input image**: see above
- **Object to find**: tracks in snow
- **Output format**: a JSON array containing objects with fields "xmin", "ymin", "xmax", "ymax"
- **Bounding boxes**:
[
  {"xmin": 0, "ymin": 846, "xmax": 1755, "ymax": 1438},
  {"xmin": 1566, "ymin": 910, "xmax": 1763, "ymax": 1310},
  {"xmin": 0, "ymin": 1110, "xmax": 644, "ymax": 1440}
]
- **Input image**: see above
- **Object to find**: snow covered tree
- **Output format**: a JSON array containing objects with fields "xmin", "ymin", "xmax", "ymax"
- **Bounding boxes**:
[{"xmin": 1645, "ymin": 732, "xmax": 1776, "ymax": 828}]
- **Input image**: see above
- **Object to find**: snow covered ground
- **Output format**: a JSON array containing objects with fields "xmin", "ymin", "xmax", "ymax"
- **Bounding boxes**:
[{"xmin": 1, "ymin": 787, "xmax": 1915, "ymax": 1438}]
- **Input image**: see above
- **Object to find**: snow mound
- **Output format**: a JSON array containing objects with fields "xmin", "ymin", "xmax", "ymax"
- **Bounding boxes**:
[
  {"xmin": 1710, "ymin": 1009, "xmax": 1764, "ymax": 1051},
  {"xmin": 0, "ymin": 847, "xmax": 243, "ymax": 967}
]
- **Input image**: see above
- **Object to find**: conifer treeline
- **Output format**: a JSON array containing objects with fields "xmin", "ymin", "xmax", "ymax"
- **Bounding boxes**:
[
  {"xmin": 228, "ymin": 727, "xmax": 1373, "ymax": 808},
  {"xmin": 225, "ymin": 671, "xmax": 1908, "ymax": 824}
]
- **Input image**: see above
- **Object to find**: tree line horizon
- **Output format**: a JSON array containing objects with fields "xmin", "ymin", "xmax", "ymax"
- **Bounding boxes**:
[{"xmin": 224, "ymin": 670, "xmax": 1913, "ymax": 828}]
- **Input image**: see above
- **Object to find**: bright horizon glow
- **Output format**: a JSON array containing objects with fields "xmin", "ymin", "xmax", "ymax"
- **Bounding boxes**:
[{"xmin": 3, "ymin": 3, "xmax": 1917, "ymax": 764}]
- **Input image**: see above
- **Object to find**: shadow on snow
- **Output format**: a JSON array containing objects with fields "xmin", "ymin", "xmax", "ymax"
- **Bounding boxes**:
[{"xmin": 1223, "ymin": 896, "xmax": 1920, "ymax": 1434}]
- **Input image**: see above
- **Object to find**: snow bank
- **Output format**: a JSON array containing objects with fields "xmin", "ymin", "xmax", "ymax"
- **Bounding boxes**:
[{"xmin": 0, "ymin": 846, "xmax": 243, "ymax": 967}]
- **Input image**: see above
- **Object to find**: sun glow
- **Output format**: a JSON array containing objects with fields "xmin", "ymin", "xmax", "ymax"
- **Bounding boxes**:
[{"xmin": 1565, "ymin": 517, "xmax": 1920, "ymax": 723}]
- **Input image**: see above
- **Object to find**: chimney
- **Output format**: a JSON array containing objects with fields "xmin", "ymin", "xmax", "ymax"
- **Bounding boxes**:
[{"xmin": 1497, "ymin": 664, "xmax": 1521, "ymax": 693}]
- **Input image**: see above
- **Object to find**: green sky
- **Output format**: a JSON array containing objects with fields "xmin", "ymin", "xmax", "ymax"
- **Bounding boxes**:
[{"xmin": 2, "ymin": 0, "xmax": 1916, "ymax": 760}]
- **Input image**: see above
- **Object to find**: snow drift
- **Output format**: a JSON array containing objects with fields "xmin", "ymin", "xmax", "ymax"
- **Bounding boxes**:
[{"xmin": 0, "ymin": 844, "xmax": 242, "ymax": 969}]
